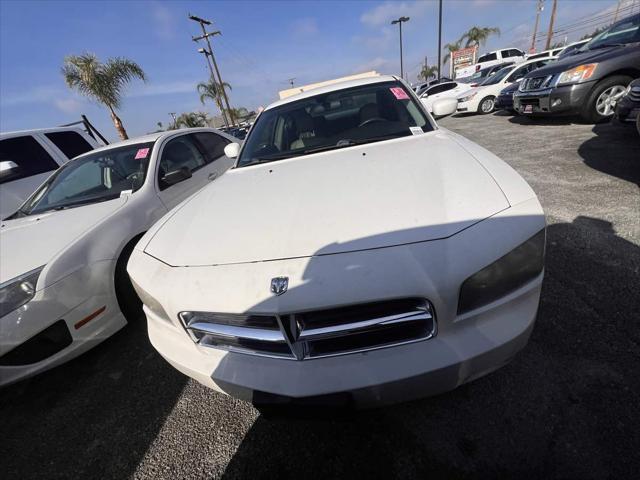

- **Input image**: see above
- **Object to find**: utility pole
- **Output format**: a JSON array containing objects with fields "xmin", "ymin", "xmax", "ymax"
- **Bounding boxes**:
[
  {"xmin": 169, "ymin": 112, "xmax": 177, "ymax": 126},
  {"xmin": 544, "ymin": 0, "xmax": 557, "ymax": 50},
  {"xmin": 531, "ymin": 0, "xmax": 544, "ymax": 53},
  {"xmin": 613, "ymin": 0, "xmax": 621, "ymax": 22},
  {"xmin": 197, "ymin": 47, "xmax": 229, "ymax": 127},
  {"xmin": 391, "ymin": 16, "xmax": 410, "ymax": 80},
  {"xmin": 189, "ymin": 14, "xmax": 235, "ymax": 126},
  {"xmin": 437, "ymin": 0, "xmax": 442, "ymax": 80}
]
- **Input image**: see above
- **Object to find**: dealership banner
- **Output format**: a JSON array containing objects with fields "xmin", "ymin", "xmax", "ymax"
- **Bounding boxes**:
[{"xmin": 451, "ymin": 46, "xmax": 478, "ymax": 77}]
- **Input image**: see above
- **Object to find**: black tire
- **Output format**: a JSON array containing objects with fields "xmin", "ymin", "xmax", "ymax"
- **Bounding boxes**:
[
  {"xmin": 477, "ymin": 96, "xmax": 496, "ymax": 114},
  {"xmin": 114, "ymin": 236, "xmax": 144, "ymax": 322},
  {"xmin": 636, "ymin": 112, "xmax": 640, "ymax": 138},
  {"xmin": 581, "ymin": 75, "xmax": 632, "ymax": 124}
]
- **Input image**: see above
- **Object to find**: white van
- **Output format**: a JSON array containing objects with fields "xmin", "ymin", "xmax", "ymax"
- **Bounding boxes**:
[{"xmin": 0, "ymin": 126, "xmax": 99, "ymax": 219}]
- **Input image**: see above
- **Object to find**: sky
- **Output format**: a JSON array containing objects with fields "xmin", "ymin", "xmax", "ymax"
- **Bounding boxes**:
[{"xmin": 1, "ymin": 0, "xmax": 636, "ymax": 140}]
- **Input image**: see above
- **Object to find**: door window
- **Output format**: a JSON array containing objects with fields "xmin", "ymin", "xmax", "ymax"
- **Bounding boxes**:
[
  {"xmin": 478, "ymin": 52, "xmax": 497, "ymax": 63},
  {"xmin": 45, "ymin": 131, "xmax": 94, "ymax": 159},
  {"xmin": 193, "ymin": 132, "xmax": 230, "ymax": 163},
  {"xmin": 158, "ymin": 135, "xmax": 206, "ymax": 191},
  {"xmin": 0, "ymin": 136, "xmax": 59, "ymax": 184}
]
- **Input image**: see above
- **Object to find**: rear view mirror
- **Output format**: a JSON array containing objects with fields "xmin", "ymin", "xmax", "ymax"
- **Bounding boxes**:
[
  {"xmin": 161, "ymin": 166, "xmax": 192, "ymax": 186},
  {"xmin": 431, "ymin": 98, "xmax": 458, "ymax": 118},
  {"xmin": 224, "ymin": 142, "xmax": 241, "ymax": 159}
]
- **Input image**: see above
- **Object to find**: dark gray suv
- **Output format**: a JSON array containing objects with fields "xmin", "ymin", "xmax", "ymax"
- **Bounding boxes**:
[{"xmin": 513, "ymin": 13, "xmax": 640, "ymax": 123}]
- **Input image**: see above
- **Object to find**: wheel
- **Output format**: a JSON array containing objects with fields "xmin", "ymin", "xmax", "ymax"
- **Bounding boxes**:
[
  {"xmin": 581, "ymin": 75, "xmax": 632, "ymax": 123},
  {"xmin": 114, "ymin": 236, "xmax": 144, "ymax": 322},
  {"xmin": 477, "ymin": 96, "xmax": 495, "ymax": 114}
]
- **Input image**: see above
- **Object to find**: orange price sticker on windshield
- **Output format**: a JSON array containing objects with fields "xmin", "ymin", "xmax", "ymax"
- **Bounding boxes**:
[
  {"xmin": 135, "ymin": 148, "xmax": 149, "ymax": 160},
  {"xmin": 390, "ymin": 87, "xmax": 409, "ymax": 100}
]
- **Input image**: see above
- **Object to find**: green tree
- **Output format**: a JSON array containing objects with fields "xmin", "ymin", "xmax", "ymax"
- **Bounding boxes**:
[
  {"xmin": 442, "ymin": 40, "xmax": 463, "ymax": 67},
  {"xmin": 419, "ymin": 65, "xmax": 438, "ymax": 81},
  {"xmin": 228, "ymin": 107, "xmax": 250, "ymax": 121},
  {"xmin": 174, "ymin": 112, "xmax": 210, "ymax": 129},
  {"xmin": 197, "ymin": 79, "xmax": 233, "ymax": 123},
  {"xmin": 61, "ymin": 53, "xmax": 146, "ymax": 140},
  {"xmin": 461, "ymin": 26, "xmax": 500, "ymax": 48}
]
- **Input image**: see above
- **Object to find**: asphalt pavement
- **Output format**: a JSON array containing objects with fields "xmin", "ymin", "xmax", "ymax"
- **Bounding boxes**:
[{"xmin": 2, "ymin": 112, "xmax": 639, "ymax": 479}]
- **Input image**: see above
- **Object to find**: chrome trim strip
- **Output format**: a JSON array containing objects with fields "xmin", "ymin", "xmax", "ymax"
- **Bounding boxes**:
[{"xmin": 188, "ymin": 321, "xmax": 287, "ymax": 343}]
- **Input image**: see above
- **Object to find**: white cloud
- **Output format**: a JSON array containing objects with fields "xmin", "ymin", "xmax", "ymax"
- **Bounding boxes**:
[
  {"xmin": 151, "ymin": 2, "xmax": 175, "ymax": 40},
  {"xmin": 360, "ymin": 1, "xmax": 431, "ymax": 27},
  {"xmin": 54, "ymin": 98, "xmax": 83, "ymax": 114},
  {"xmin": 129, "ymin": 80, "xmax": 198, "ymax": 97},
  {"xmin": 291, "ymin": 17, "xmax": 319, "ymax": 37}
]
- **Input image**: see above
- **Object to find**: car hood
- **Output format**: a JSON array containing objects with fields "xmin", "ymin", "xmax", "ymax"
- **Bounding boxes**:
[
  {"xmin": 524, "ymin": 43, "xmax": 640, "ymax": 77},
  {"xmin": 144, "ymin": 131, "xmax": 510, "ymax": 266},
  {"xmin": 0, "ymin": 197, "xmax": 127, "ymax": 283}
]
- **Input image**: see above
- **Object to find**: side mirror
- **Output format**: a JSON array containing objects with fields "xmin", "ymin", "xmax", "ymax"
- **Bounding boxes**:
[
  {"xmin": 224, "ymin": 142, "xmax": 241, "ymax": 159},
  {"xmin": 431, "ymin": 98, "xmax": 458, "ymax": 118},
  {"xmin": 161, "ymin": 166, "xmax": 192, "ymax": 186}
]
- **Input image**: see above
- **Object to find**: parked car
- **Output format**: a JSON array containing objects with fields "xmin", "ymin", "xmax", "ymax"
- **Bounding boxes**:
[
  {"xmin": 557, "ymin": 38, "xmax": 591, "ymax": 59},
  {"xmin": 495, "ymin": 81, "xmax": 521, "ymax": 112},
  {"xmin": 414, "ymin": 77, "xmax": 454, "ymax": 97},
  {"xmin": 456, "ymin": 48, "xmax": 526, "ymax": 78},
  {"xmin": 0, "ymin": 128, "xmax": 236, "ymax": 386},
  {"xmin": 614, "ymin": 77, "xmax": 640, "ymax": 136},
  {"xmin": 458, "ymin": 58, "xmax": 556, "ymax": 114},
  {"xmin": 458, "ymin": 63, "xmax": 514, "ymax": 86},
  {"xmin": 0, "ymin": 126, "xmax": 99, "ymax": 219},
  {"xmin": 419, "ymin": 81, "xmax": 472, "ymax": 112},
  {"xmin": 127, "ymin": 76, "xmax": 545, "ymax": 408},
  {"xmin": 513, "ymin": 13, "xmax": 640, "ymax": 122}
]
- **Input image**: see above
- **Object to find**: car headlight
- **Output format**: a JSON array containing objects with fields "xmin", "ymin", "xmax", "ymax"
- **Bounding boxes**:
[
  {"xmin": 459, "ymin": 92, "xmax": 478, "ymax": 103},
  {"xmin": 556, "ymin": 63, "xmax": 598, "ymax": 85},
  {"xmin": 458, "ymin": 229, "xmax": 545, "ymax": 315},
  {"xmin": 0, "ymin": 266, "xmax": 44, "ymax": 317}
]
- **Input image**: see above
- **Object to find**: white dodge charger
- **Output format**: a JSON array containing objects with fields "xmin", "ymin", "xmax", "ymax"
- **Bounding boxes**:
[
  {"xmin": 128, "ymin": 76, "xmax": 546, "ymax": 407},
  {"xmin": 0, "ymin": 128, "xmax": 235, "ymax": 386}
]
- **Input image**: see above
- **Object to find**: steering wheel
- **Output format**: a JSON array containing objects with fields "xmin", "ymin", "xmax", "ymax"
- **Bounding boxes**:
[{"xmin": 358, "ymin": 117, "xmax": 387, "ymax": 127}]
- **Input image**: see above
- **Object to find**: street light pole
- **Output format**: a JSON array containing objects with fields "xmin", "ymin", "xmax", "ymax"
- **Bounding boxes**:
[
  {"xmin": 437, "ymin": 0, "xmax": 443, "ymax": 80},
  {"xmin": 391, "ymin": 16, "xmax": 410, "ymax": 80}
]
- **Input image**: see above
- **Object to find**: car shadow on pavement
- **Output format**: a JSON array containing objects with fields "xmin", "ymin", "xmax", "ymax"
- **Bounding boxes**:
[
  {"xmin": 508, "ymin": 114, "xmax": 579, "ymax": 126},
  {"xmin": 578, "ymin": 122, "xmax": 640, "ymax": 186},
  {"xmin": 0, "ymin": 317, "xmax": 188, "ymax": 479},
  {"xmin": 220, "ymin": 216, "xmax": 640, "ymax": 480}
]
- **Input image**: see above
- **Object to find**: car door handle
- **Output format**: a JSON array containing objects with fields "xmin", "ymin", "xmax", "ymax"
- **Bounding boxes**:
[{"xmin": 208, "ymin": 172, "xmax": 218, "ymax": 181}]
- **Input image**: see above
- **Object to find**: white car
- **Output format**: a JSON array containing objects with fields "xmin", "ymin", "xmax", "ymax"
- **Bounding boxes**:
[
  {"xmin": 0, "ymin": 127, "xmax": 99, "ymax": 219},
  {"xmin": 455, "ymin": 47, "xmax": 526, "ymax": 78},
  {"xmin": 0, "ymin": 128, "xmax": 236, "ymax": 386},
  {"xmin": 419, "ymin": 81, "xmax": 472, "ymax": 113},
  {"xmin": 128, "ymin": 76, "xmax": 546, "ymax": 408},
  {"xmin": 457, "ymin": 57, "xmax": 556, "ymax": 114}
]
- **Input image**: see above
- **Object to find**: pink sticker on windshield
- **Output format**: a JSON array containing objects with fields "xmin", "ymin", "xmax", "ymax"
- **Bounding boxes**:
[
  {"xmin": 135, "ymin": 148, "xmax": 149, "ymax": 159},
  {"xmin": 390, "ymin": 87, "xmax": 409, "ymax": 100}
]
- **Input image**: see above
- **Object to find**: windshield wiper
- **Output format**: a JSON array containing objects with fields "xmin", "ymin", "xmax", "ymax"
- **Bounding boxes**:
[
  {"xmin": 588, "ymin": 43, "xmax": 625, "ymax": 50},
  {"xmin": 238, "ymin": 152, "xmax": 303, "ymax": 167}
]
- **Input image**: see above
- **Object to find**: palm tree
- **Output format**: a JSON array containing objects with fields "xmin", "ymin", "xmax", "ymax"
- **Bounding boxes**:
[
  {"xmin": 61, "ymin": 53, "xmax": 146, "ymax": 140},
  {"xmin": 228, "ymin": 107, "xmax": 250, "ymax": 121},
  {"xmin": 461, "ymin": 26, "xmax": 500, "ymax": 48},
  {"xmin": 419, "ymin": 65, "xmax": 438, "ymax": 82},
  {"xmin": 197, "ymin": 79, "xmax": 232, "ymax": 123},
  {"xmin": 442, "ymin": 40, "xmax": 463, "ymax": 67},
  {"xmin": 174, "ymin": 112, "xmax": 209, "ymax": 129}
]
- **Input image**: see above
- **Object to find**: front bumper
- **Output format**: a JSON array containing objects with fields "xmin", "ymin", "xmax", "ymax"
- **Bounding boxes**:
[
  {"xmin": 0, "ymin": 261, "xmax": 126, "ymax": 386},
  {"xmin": 130, "ymin": 198, "xmax": 545, "ymax": 407},
  {"xmin": 513, "ymin": 81, "xmax": 593, "ymax": 115},
  {"xmin": 495, "ymin": 95, "xmax": 514, "ymax": 110}
]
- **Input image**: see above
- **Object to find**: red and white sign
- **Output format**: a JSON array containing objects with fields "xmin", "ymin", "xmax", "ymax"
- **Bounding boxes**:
[{"xmin": 451, "ymin": 46, "xmax": 478, "ymax": 77}]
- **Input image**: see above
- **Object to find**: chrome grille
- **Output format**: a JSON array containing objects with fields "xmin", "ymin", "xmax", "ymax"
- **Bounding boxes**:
[
  {"xmin": 180, "ymin": 298, "xmax": 436, "ymax": 360},
  {"xmin": 520, "ymin": 75, "xmax": 554, "ymax": 92}
]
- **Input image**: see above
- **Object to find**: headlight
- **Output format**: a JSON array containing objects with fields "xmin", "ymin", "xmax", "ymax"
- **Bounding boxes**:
[
  {"xmin": 459, "ymin": 92, "xmax": 478, "ymax": 103},
  {"xmin": 556, "ymin": 63, "xmax": 597, "ymax": 85},
  {"xmin": 458, "ymin": 229, "xmax": 545, "ymax": 315},
  {"xmin": 0, "ymin": 266, "xmax": 44, "ymax": 317}
]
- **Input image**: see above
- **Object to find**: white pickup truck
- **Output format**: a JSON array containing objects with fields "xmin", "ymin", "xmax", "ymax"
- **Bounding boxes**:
[
  {"xmin": 0, "ymin": 126, "xmax": 99, "ymax": 219},
  {"xmin": 456, "ymin": 48, "xmax": 526, "ymax": 79}
]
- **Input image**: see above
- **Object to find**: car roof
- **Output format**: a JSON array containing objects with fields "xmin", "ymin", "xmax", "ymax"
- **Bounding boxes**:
[
  {"xmin": 0, "ymin": 125, "xmax": 88, "ymax": 139},
  {"xmin": 266, "ymin": 75, "xmax": 400, "ymax": 110}
]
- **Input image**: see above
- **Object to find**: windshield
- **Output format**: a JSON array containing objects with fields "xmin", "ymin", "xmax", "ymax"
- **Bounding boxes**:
[
  {"xmin": 480, "ymin": 66, "xmax": 513, "ymax": 85},
  {"xmin": 581, "ymin": 14, "xmax": 640, "ymax": 51},
  {"xmin": 236, "ymin": 81, "xmax": 433, "ymax": 168},
  {"xmin": 16, "ymin": 142, "xmax": 154, "ymax": 217}
]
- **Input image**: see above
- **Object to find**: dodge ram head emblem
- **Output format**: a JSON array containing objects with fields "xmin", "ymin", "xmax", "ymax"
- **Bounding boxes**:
[{"xmin": 270, "ymin": 277, "xmax": 289, "ymax": 296}]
